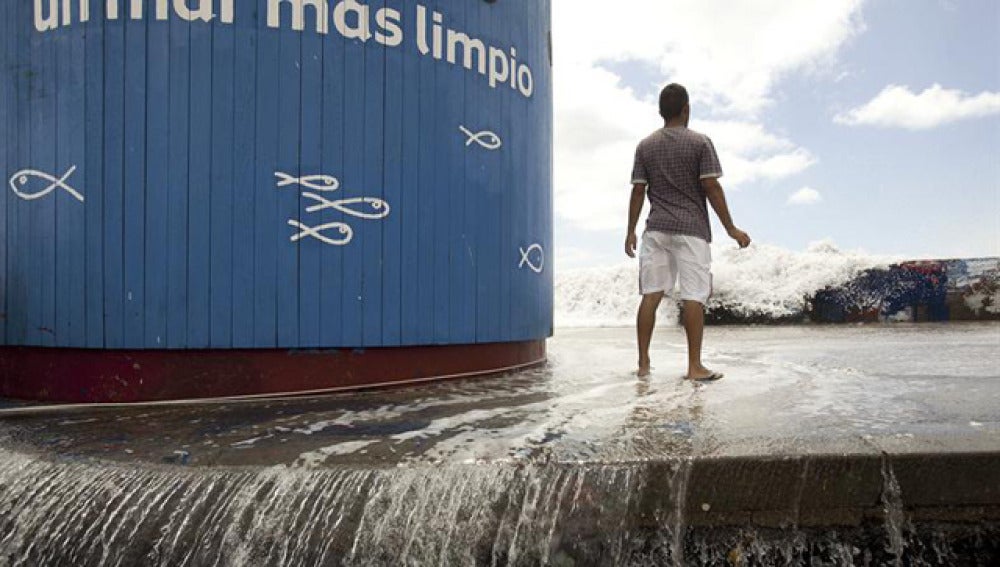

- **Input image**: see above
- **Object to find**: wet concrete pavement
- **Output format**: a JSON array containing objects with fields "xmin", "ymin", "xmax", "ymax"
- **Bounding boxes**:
[{"xmin": 1, "ymin": 323, "xmax": 997, "ymax": 468}]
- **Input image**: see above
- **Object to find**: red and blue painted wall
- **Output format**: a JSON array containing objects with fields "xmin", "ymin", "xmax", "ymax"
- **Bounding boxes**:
[
  {"xmin": 705, "ymin": 258, "xmax": 1000, "ymax": 325},
  {"xmin": 810, "ymin": 258, "xmax": 1000, "ymax": 324}
]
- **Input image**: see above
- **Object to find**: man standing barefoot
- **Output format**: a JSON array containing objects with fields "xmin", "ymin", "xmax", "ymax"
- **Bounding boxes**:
[{"xmin": 625, "ymin": 84, "xmax": 751, "ymax": 380}]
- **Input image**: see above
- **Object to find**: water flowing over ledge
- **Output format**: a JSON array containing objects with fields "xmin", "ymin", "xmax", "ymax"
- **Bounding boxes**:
[{"xmin": 1, "ymin": 445, "xmax": 997, "ymax": 566}]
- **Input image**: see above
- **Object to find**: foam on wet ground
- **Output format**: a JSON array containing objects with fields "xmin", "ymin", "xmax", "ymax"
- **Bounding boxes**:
[{"xmin": 1, "ymin": 324, "xmax": 996, "ymax": 468}]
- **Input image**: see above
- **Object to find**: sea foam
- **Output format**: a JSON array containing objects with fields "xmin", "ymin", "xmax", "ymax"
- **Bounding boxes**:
[{"xmin": 555, "ymin": 240, "xmax": 895, "ymax": 327}]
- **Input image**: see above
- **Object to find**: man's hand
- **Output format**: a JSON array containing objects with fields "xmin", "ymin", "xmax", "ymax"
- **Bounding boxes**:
[
  {"xmin": 703, "ymin": 178, "xmax": 750, "ymax": 250},
  {"xmin": 625, "ymin": 233, "xmax": 638, "ymax": 258},
  {"xmin": 626, "ymin": 184, "xmax": 646, "ymax": 258},
  {"xmin": 727, "ymin": 227, "xmax": 752, "ymax": 249}
]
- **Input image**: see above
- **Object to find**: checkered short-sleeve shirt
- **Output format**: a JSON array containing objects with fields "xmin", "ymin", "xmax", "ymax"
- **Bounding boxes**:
[{"xmin": 631, "ymin": 127, "xmax": 722, "ymax": 242}]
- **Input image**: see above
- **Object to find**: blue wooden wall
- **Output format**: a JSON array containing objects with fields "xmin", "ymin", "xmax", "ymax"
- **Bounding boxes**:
[{"xmin": 0, "ymin": 0, "xmax": 553, "ymax": 350}]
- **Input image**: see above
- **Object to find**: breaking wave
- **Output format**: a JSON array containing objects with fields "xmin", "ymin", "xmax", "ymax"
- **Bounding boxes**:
[{"xmin": 555, "ymin": 240, "xmax": 896, "ymax": 327}]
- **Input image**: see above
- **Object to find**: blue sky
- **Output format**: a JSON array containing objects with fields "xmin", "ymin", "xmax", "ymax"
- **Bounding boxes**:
[{"xmin": 552, "ymin": 0, "xmax": 999, "ymax": 268}]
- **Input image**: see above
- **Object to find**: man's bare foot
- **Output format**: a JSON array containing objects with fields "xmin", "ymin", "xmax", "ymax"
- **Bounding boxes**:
[
  {"xmin": 685, "ymin": 366, "xmax": 723, "ymax": 381},
  {"xmin": 637, "ymin": 359, "xmax": 651, "ymax": 377}
]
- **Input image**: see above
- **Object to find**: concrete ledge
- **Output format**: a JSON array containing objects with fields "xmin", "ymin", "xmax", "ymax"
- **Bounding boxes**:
[
  {"xmin": 683, "ymin": 452, "xmax": 1000, "ymax": 528},
  {"xmin": 1, "ymin": 442, "xmax": 997, "ymax": 565},
  {"xmin": 892, "ymin": 452, "xmax": 1000, "ymax": 507}
]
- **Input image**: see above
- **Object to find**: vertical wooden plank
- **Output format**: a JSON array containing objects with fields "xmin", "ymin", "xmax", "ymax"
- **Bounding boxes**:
[
  {"xmin": 512, "ymin": 3, "xmax": 533, "ymax": 341},
  {"xmin": 101, "ymin": 14, "xmax": 125, "ymax": 348},
  {"xmin": 187, "ymin": 15, "xmax": 213, "ymax": 348},
  {"xmin": 166, "ymin": 14, "xmax": 191, "ymax": 348},
  {"xmin": 54, "ymin": 15, "xmax": 88, "ymax": 347},
  {"xmin": 144, "ymin": 13, "xmax": 171, "ymax": 348},
  {"xmin": 28, "ymin": 8, "xmax": 58, "ymax": 346},
  {"xmin": 465, "ymin": 2, "xmax": 484, "ymax": 343},
  {"xmin": 432, "ymin": 5, "xmax": 453, "ymax": 344},
  {"xmin": 474, "ymin": 1, "xmax": 502, "ymax": 343},
  {"xmin": 298, "ymin": 20, "xmax": 323, "ymax": 348},
  {"xmin": 496, "ymin": 0, "xmax": 524, "ymax": 341},
  {"xmin": 253, "ymin": 17, "xmax": 279, "ymax": 348},
  {"xmin": 447, "ymin": 1, "xmax": 474, "ymax": 344},
  {"xmin": 122, "ymin": 12, "xmax": 147, "ymax": 348},
  {"xmin": 24, "ymin": 4, "xmax": 40, "ymax": 345},
  {"xmin": 541, "ymin": 0, "xmax": 555, "ymax": 338},
  {"xmin": 275, "ymin": 22, "xmax": 301, "ymax": 348},
  {"xmin": 319, "ymin": 16, "xmax": 345, "ymax": 347},
  {"xmin": 531, "ymin": 0, "xmax": 547, "ymax": 339},
  {"xmin": 5, "ymin": 0, "xmax": 16, "ymax": 343},
  {"xmin": 0, "ymin": 0, "xmax": 9, "ymax": 345},
  {"xmin": 523, "ymin": 0, "xmax": 539, "ymax": 340},
  {"xmin": 490, "ymin": 1, "xmax": 508, "ymax": 342},
  {"xmin": 415, "ymin": 7, "xmax": 438, "ymax": 345},
  {"xmin": 361, "ymin": 0, "xmax": 386, "ymax": 347},
  {"xmin": 8, "ymin": 0, "xmax": 29, "ymax": 344},
  {"xmin": 497, "ymin": 2, "xmax": 513, "ymax": 342},
  {"xmin": 463, "ymin": 1, "xmax": 484, "ymax": 343},
  {"xmin": 231, "ymin": 4, "xmax": 259, "ymax": 349},
  {"xmin": 209, "ymin": 17, "xmax": 236, "ymax": 347},
  {"xmin": 84, "ymin": 2, "xmax": 106, "ymax": 348},
  {"xmin": 341, "ymin": 24, "xmax": 366, "ymax": 346},
  {"xmin": 398, "ymin": 1, "xmax": 422, "ymax": 345},
  {"xmin": 141, "ymin": 16, "xmax": 170, "ymax": 348},
  {"xmin": 419, "ymin": 3, "xmax": 438, "ymax": 345},
  {"xmin": 0, "ymin": 0, "xmax": 18, "ymax": 345},
  {"xmin": 381, "ymin": 0, "xmax": 404, "ymax": 347},
  {"xmin": 534, "ymin": 0, "xmax": 552, "ymax": 340}
]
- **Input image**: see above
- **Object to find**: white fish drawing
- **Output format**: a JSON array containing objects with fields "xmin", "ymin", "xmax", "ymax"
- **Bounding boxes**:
[
  {"xmin": 302, "ymin": 193, "xmax": 391, "ymax": 220},
  {"xmin": 275, "ymin": 172, "xmax": 341, "ymax": 192},
  {"xmin": 459, "ymin": 125, "xmax": 503, "ymax": 151},
  {"xmin": 519, "ymin": 244, "xmax": 545, "ymax": 274},
  {"xmin": 277, "ymin": 170, "xmax": 390, "ymax": 248},
  {"xmin": 9, "ymin": 166, "xmax": 85, "ymax": 202},
  {"xmin": 287, "ymin": 219, "xmax": 354, "ymax": 247}
]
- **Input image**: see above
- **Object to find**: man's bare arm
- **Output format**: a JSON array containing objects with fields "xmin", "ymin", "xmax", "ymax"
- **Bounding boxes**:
[
  {"xmin": 625, "ymin": 183, "xmax": 646, "ymax": 257},
  {"xmin": 701, "ymin": 177, "xmax": 751, "ymax": 248}
]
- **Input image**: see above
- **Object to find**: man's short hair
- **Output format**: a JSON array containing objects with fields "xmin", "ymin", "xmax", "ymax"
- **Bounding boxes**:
[{"xmin": 659, "ymin": 83, "xmax": 689, "ymax": 120}]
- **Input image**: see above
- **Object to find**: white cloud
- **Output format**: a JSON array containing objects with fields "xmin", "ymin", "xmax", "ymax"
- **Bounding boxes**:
[
  {"xmin": 688, "ymin": 120, "xmax": 817, "ymax": 184},
  {"xmin": 553, "ymin": 0, "xmax": 865, "ymax": 117},
  {"xmin": 553, "ymin": 64, "xmax": 652, "ymax": 230},
  {"xmin": 553, "ymin": 0, "xmax": 863, "ymax": 231},
  {"xmin": 552, "ymin": 0, "xmax": 864, "ymax": 232},
  {"xmin": 835, "ymin": 84, "xmax": 1000, "ymax": 129},
  {"xmin": 787, "ymin": 187, "xmax": 823, "ymax": 205}
]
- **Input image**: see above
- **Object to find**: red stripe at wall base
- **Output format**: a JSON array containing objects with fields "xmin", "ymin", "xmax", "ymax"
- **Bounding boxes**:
[{"xmin": 0, "ymin": 341, "xmax": 546, "ymax": 404}]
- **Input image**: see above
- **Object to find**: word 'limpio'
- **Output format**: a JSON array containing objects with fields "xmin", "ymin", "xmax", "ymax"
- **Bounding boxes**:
[{"xmin": 32, "ymin": 0, "xmax": 535, "ymax": 99}]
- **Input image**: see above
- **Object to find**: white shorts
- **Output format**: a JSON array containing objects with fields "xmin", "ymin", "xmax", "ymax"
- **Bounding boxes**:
[{"xmin": 638, "ymin": 231, "xmax": 713, "ymax": 304}]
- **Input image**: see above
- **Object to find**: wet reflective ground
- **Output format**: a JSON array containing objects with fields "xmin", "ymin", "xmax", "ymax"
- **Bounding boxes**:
[{"xmin": 2, "ymin": 324, "xmax": 998, "ymax": 468}]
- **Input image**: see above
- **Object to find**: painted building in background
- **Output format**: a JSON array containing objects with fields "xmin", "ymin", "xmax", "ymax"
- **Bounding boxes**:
[
  {"xmin": 0, "ymin": 0, "xmax": 554, "ymax": 403},
  {"xmin": 809, "ymin": 258, "xmax": 1000, "ymax": 324},
  {"xmin": 704, "ymin": 258, "xmax": 1000, "ymax": 325}
]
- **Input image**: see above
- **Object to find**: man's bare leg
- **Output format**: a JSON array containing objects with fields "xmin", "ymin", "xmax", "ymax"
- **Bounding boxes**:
[
  {"xmin": 637, "ymin": 292, "xmax": 663, "ymax": 376},
  {"xmin": 682, "ymin": 300, "xmax": 715, "ymax": 379}
]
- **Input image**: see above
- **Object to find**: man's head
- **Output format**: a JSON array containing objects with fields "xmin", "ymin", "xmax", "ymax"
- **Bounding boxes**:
[{"xmin": 659, "ymin": 83, "xmax": 690, "ymax": 125}]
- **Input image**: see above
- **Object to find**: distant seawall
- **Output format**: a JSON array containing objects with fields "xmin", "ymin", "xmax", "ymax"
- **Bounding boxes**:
[{"xmin": 709, "ymin": 257, "xmax": 1000, "ymax": 325}]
